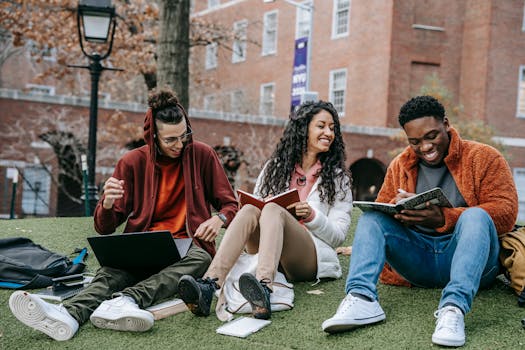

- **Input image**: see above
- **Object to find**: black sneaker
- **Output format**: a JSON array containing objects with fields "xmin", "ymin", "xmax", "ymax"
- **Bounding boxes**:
[
  {"xmin": 238, "ymin": 273, "xmax": 272, "ymax": 320},
  {"xmin": 178, "ymin": 275, "xmax": 218, "ymax": 316}
]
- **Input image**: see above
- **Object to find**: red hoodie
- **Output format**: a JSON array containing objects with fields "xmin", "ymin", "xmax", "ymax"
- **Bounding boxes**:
[{"xmin": 93, "ymin": 108, "xmax": 238, "ymax": 256}]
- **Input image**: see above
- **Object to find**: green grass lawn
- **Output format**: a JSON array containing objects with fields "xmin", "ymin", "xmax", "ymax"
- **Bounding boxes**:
[{"xmin": 1, "ymin": 213, "xmax": 524, "ymax": 349}]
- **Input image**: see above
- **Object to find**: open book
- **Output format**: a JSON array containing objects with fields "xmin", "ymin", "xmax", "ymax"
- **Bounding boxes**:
[
  {"xmin": 353, "ymin": 187, "xmax": 452, "ymax": 216},
  {"xmin": 237, "ymin": 188, "xmax": 300, "ymax": 218}
]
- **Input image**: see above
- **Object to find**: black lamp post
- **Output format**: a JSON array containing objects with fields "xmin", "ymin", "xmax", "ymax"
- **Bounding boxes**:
[{"xmin": 69, "ymin": 0, "xmax": 122, "ymax": 215}]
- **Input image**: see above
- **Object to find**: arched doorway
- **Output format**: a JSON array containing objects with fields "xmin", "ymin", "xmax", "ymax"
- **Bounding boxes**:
[{"xmin": 350, "ymin": 158, "xmax": 386, "ymax": 201}]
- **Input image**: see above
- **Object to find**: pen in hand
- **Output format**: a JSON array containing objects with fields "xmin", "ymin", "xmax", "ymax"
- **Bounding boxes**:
[{"xmin": 397, "ymin": 188, "xmax": 408, "ymax": 194}]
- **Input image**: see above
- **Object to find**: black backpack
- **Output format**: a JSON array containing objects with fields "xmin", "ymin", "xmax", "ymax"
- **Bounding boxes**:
[{"xmin": 0, "ymin": 237, "xmax": 87, "ymax": 289}]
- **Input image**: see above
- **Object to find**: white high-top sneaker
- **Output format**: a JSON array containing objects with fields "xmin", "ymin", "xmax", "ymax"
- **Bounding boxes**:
[
  {"xmin": 90, "ymin": 295, "xmax": 154, "ymax": 332},
  {"xmin": 322, "ymin": 293, "xmax": 386, "ymax": 334},
  {"xmin": 9, "ymin": 291, "xmax": 79, "ymax": 341},
  {"xmin": 432, "ymin": 305, "xmax": 466, "ymax": 347}
]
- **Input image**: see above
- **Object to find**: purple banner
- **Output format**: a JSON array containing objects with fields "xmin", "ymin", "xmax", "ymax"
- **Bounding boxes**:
[{"xmin": 290, "ymin": 37, "xmax": 308, "ymax": 111}]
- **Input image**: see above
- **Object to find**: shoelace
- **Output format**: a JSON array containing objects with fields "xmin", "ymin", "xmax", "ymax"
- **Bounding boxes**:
[
  {"xmin": 434, "ymin": 307, "xmax": 461, "ymax": 333},
  {"xmin": 337, "ymin": 294, "xmax": 358, "ymax": 313},
  {"xmin": 259, "ymin": 278, "xmax": 273, "ymax": 294},
  {"xmin": 197, "ymin": 277, "xmax": 220, "ymax": 290}
]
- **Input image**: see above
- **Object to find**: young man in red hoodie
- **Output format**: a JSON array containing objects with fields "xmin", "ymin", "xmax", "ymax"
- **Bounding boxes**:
[{"xmin": 9, "ymin": 89, "xmax": 238, "ymax": 341}]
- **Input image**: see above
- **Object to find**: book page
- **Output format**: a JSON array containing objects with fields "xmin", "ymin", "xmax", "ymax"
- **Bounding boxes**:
[
  {"xmin": 237, "ymin": 189, "xmax": 300, "ymax": 218},
  {"xmin": 353, "ymin": 201, "xmax": 399, "ymax": 215}
]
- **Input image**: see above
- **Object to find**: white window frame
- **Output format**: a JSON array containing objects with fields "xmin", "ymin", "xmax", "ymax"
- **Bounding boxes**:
[
  {"xmin": 262, "ymin": 10, "xmax": 278, "ymax": 56},
  {"xmin": 522, "ymin": 2, "xmax": 525, "ymax": 31},
  {"xmin": 230, "ymin": 90, "xmax": 244, "ymax": 114},
  {"xmin": 295, "ymin": 0, "xmax": 313, "ymax": 39},
  {"xmin": 21, "ymin": 166, "xmax": 50, "ymax": 216},
  {"xmin": 517, "ymin": 65, "xmax": 525, "ymax": 118},
  {"xmin": 514, "ymin": 168, "xmax": 525, "ymax": 222},
  {"xmin": 205, "ymin": 42, "xmax": 218, "ymax": 70},
  {"xmin": 232, "ymin": 20, "xmax": 248, "ymax": 63},
  {"xmin": 259, "ymin": 83, "xmax": 275, "ymax": 116},
  {"xmin": 27, "ymin": 40, "xmax": 57, "ymax": 62},
  {"xmin": 208, "ymin": 0, "xmax": 220, "ymax": 9},
  {"xmin": 25, "ymin": 84, "xmax": 56, "ymax": 96},
  {"xmin": 331, "ymin": 0, "xmax": 351, "ymax": 39},
  {"xmin": 204, "ymin": 94, "xmax": 216, "ymax": 111},
  {"xmin": 329, "ymin": 68, "xmax": 347, "ymax": 116}
]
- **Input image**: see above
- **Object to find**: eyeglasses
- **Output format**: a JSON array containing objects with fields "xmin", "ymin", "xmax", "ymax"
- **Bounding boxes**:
[{"xmin": 158, "ymin": 128, "xmax": 193, "ymax": 146}]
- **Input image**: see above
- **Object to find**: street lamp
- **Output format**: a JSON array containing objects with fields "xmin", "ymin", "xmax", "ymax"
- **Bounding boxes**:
[{"xmin": 69, "ymin": 0, "xmax": 122, "ymax": 215}]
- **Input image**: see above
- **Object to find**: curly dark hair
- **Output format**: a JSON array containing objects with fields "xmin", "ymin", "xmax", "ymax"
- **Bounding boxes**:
[
  {"xmin": 147, "ymin": 87, "xmax": 186, "ymax": 124},
  {"xmin": 398, "ymin": 95, "xmax": 445, "ymax": 127},
  {"xmin": 258, "ymin": 101, "xmax": 351, "ymax": 205}
]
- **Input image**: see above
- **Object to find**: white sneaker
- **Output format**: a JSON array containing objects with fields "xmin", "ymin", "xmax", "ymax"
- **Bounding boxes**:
[
  {"xmin": 432, "ymin": 305, "xmax": 466, "ymax": 347},
  {"xmin": 9, "ymin": 291, "xmax": 79, "ymax": 341},
  {"xmin": 90, "ymin": 295, "xmax": 154, "ymax": 332},
  {"xmin": 322, "ymin": 293, "xmax": 386, "ymax": 334}
]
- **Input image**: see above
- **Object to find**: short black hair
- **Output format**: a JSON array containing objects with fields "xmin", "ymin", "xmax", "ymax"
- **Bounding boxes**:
[{"xmin": 398, "ymin": 95, "xmax": 445, "ymax": 127}]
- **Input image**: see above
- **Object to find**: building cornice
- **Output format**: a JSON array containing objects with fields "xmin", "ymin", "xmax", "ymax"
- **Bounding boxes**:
[{"xmin": 3, "ymin": 88, "xmax": 523, "ymax": 144}]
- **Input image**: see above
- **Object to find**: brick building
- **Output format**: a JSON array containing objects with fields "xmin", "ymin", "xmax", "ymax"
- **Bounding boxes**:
[{"xmin": 0, "ymin": 0, "xmax": 524, "ymax": 220}]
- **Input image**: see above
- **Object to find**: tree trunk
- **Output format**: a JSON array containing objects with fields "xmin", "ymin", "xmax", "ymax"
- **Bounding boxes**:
[{"xmin": 157, "ymin": 0, "xmax": 190, "ymax": 109}]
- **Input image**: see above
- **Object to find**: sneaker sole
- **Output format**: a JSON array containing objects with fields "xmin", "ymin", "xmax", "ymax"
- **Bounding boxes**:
[
  {"xmin": 178, "ymin": 276, "xmax": 209, "ymax": 316},
  {"xmin": 238, "ymin": 274, "xmax": 271, "ymax": 320},
  {"xmin": 322, "ymin": 314, "xmax": 386, "ymax": 334},
  {"xmin": 90, "ymin": 310, "xmax": 154, "ymax": 332},
  {"xmin": 9, "ymin": 291, "xmax": 76, "ymax": 341},
  {"xmin": 432, "ymin": 334, "xmax": 465, "ymax": 347}
]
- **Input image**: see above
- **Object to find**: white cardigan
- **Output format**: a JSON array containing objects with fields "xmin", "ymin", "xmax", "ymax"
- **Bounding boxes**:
[{"xmin": 253, "ymin": 168, "xmax": 353, "ymax": 280}]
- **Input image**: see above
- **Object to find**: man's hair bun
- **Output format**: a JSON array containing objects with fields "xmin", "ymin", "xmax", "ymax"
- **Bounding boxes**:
[{"xmin": 147, "ymin": 88, "xmax": 179, "ymax": 111}]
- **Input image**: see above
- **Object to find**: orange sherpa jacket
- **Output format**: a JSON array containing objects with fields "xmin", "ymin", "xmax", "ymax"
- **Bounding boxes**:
[{"xmin": 377, "ymin": 127, "xmax": 518, "ymax": 286}]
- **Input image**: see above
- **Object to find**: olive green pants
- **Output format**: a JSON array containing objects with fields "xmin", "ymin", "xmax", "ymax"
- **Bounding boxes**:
[{"xmin": 64, "ymin": 244, "xmax": 211, "ymax": 324}]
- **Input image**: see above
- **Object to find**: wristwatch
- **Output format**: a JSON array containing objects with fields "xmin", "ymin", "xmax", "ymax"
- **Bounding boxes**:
[{"xmin": 216, "ymin": 212, "xmax": 227, "ymax": 226}]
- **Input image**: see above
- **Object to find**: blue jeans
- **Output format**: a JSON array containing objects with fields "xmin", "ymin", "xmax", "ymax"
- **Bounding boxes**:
[{"xmin": 345, "ymin": 207, "xmax": 500, "ymax": 314}]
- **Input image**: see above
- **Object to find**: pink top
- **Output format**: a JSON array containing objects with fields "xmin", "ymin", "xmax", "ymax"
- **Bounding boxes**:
[{"xmin": 290, "ymin": 160, "xmax": 322, "ymax": 222}]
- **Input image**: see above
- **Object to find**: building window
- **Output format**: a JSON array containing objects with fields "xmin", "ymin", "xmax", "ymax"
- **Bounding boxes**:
[
  {"xmin": 25, "ymin": 84, "xmax": 56, "ymax": 96},
  {"xmin": 517, "ymin": 66, "xmax": 525, "ymax": 118},
  {"xmin": 231, "ymin": 90, "xmax": 244, "ymax": 114},
  {"xmin": 262, "ymin": 11, "xmax": 278, "ymax": 56},
  {"xmin": 522, "ymin": 2, "xmax": 525, "ymax": 31},
  {"xmin": 21, "ymin": 166, "xmax": 50, "ymax": 216},
  {"xmin": 332, "ymin": 0, "xmax": 350, "ymax": 38},
  {"xmin": 329, "ymin": 69, "xmax": 347, "ymax": 116},
  {"xmin": 205, "ymin": 42, "xmax": 218, "ymax": 70},
  {"xmin": 204, "ymin": 94, "xmax": 216, "ymax": 111},
  {"xmin": 295, "ymin": 0, "xmax": 312, "ymax": 39},
  {"xmin": 208, "ymin": 0, "xmax": 220, "ymax": 9},
  {"xmin": 259, "ymin": 83, "xmax": 275, "ymax": 116},
  {"xmin": 515, "ymin": 168, "xmax": 525, "ymax": 222},
  {"xmin": 28, "ymin": 41, "xmax": 57, "ymax": 62},
  {"xmin": 232, "ymin": 20, "xmax": 248, "ymax": 63}
]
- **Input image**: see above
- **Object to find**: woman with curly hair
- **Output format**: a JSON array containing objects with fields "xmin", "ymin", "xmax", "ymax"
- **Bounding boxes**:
[{"xmin": 179, "ymin": 100, "xmax": 353, "ymax": 320}]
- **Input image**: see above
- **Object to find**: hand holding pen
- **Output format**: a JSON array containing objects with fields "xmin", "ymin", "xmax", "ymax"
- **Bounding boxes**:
[{"xmin": 395, "ymin": 188, "xmax": 414, "ymax": 203}]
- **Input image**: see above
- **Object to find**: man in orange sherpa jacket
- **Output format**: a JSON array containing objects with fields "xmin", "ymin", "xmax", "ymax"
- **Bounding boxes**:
[{"xmin": 323, "ymin": 96, "xmax": 518, "ymax": 347}]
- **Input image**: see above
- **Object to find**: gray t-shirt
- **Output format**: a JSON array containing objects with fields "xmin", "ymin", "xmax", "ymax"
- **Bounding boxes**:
[{"xmin": 414, "ymin": 162, "xmax": 466, "ymax": 234}]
